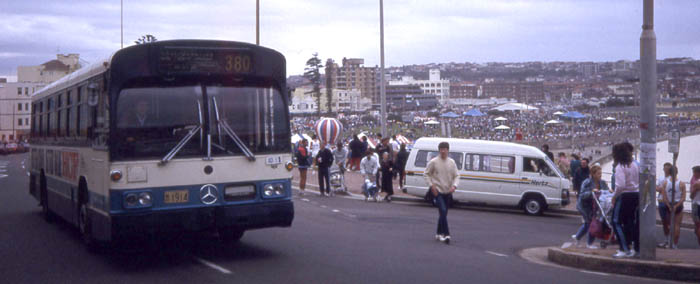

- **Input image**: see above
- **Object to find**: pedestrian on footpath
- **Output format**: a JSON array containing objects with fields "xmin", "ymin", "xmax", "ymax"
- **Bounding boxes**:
[
  {"xmin": 349, "ymin": 135, "xmax": 364, "ymax": 171},
  {"xmin": 396, "ymin": 143, "xmax": 409, "ymax": 191},
  {"xmin": 360, "ymin": 150, "xmax": 379, "ymax": 201},
  {"xmin": 296, "ymin": 139, "xmax": 311, "ymax": 196},
  {"xmin": 656, "ymin": 162, "xmax": 672, "ymax": 248},
  {"xmin": 424, "ymin": 142, "xmax": 459, "ymax": 244},
  {"xmin": 690, "ymin": 166, "xmax": 700, "ymax": 246},
  {"xmin": 315, "ymin": 141, "xmax": 334, "ymax": 197},
  {"xmin": 611, "ymin": 143, "xmax": 640, "ymax": 258},
  {"xmin": 556, "ymin": 152, "xmax": 570, "ymax": 179},
  {"xmin": 571, "ymin": 165, "xmax": 608, "ymax": 249},
  {"xmin": 570, "ymin": 154, "xmax": 581, "ymax": 194},
  {"xmin": 573, "ymin": 158, "xmax": 591, "ymax": 196},
  {"xmin": 380, "ymin": 152, "xmax": 394, "ymax": 202},
  {"xmin": 660, "ymin": 166, "xmax": 686, "ymax": 249}
]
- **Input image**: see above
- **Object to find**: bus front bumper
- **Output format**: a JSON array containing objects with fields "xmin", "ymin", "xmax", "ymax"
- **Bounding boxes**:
[{"xmin": 109, "ymin": 201, "xmax": 293, "ymax": 241}]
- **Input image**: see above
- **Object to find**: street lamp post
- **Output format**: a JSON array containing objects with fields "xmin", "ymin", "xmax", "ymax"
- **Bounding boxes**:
[
  {"xmin": 638, "ymin": 0, "xmax": 657, "ymax": 260},
  {"xmin": 256, "ymin": 0, "xmax": 260, "ymax": 45},
  {"xmin": 379, "ymin": 0, "xmax": 387, "ymax": 137}
]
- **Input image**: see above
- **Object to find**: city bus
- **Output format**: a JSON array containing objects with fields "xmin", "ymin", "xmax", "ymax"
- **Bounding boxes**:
[{"xmin": 29, "ymin": 40, "xmax": 294, "ymax": 247}]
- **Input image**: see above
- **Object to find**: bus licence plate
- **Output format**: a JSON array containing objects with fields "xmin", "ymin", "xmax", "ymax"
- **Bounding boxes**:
[{"xmin": 164, "ymin": 190, "xmax": 189, "ymax": 203}]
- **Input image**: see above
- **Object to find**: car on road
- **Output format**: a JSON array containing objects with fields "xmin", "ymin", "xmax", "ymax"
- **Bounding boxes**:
[
  {"xmin": 403, "ymin": 137, "xmax": 570, "ymax": 215},
  {"xmin": 5, "ymin": 142, "xmax": 18, "ymax": 154},
  {"xmin": 0, "ymin": 143, "xmax": 6, "ymax": 155}
]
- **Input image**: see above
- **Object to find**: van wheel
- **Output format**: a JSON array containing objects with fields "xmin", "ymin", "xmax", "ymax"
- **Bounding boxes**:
[{"xmin": 523, "ymin": 196, "xmax": 545, "ymax": 216}]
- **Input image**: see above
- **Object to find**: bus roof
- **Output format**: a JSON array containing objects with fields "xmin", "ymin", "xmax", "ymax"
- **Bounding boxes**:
[
  {"xmin": 32, "ymin": 54, "xmax": 114, "ymax": 101},
  {"xmin": 413, "ymin": 137, "xmax": 547, "ymax": 158}
]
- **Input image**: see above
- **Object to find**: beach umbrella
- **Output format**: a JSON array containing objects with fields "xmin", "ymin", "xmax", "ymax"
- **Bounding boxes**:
[
  {"xmin": 553, "ymin": 111, "xmax": 565, "ymax": 116},
  {"xmin": 463, "ymin": 108, "xmax": 486, "ymax": 117},
  {"xmin": 494, "ymin": 116, "xmax": 508, "ymax": 121},
  {"xmin": 314, "ymin": 117, "xmax": 343, "ymax": 144},
  {"xmin": 545, "ymin": 120, "xmax": 561, "ymax": 125},
  {"xmin": 357, "ymin": 132, "xmax": 377, "ymax": 149},
  {"xmin": 494, "ymin": 125, "xmax": 511, "ymax": 130},
  {"xmin": 424, "ymin": 120, "xmax": 440, "ymax": 125},
  {"xmin": 657, "ymin": 113, "xmax": 669, "ymax": 118},
  {"xmin": 291, "ymin": 133, "xmax": 312, "ymax": 144},
  {"xmin": 603, "ymin": 116, "xmax": 617, "ymax": 121}
]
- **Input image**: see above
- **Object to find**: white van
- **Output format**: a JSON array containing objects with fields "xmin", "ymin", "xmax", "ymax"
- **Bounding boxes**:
[{"xmin": 403, "ymin": 138, "xmax": 571, "ymax": 215}]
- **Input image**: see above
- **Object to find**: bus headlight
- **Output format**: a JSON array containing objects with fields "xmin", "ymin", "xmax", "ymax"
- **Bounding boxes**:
[
  {"xmin": 139, "ymin": 192, "xmax": 152, "ymax": 206},
  {"xmin": 263, "ymin": 183, "xmax": 286, "ymax": 198},
  {"xmin": 123, "ymin": 191, "xmax": 153, "ymax": 208},
  {"xmin": 285, "ymin": 161, "xmax": 294, "ymax": 171}
]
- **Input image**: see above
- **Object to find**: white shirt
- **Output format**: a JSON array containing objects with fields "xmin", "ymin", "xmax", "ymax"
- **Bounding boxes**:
[{"xmin": 360, "ymin": 155, "xmax": 379, "ymax": 176}]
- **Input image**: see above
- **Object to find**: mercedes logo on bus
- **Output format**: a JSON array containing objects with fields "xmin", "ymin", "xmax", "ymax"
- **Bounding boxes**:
[{"xmin": 199, "ymin": 184, "xmax": 219, "ymax": 205}]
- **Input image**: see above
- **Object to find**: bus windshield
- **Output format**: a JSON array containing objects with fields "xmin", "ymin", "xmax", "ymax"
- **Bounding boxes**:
[{"xmin": 113, "ymin": 85, "xmax": 289, "ymax": 161}]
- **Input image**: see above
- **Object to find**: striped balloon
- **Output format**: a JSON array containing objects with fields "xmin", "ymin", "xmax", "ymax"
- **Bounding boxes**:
[{"xmin": 314, "ymin": 118, "xmax": 343, "ymax": 144}]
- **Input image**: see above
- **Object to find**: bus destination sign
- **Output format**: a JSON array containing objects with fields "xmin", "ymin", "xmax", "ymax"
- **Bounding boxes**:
[{"xmin": 158, "ymin": 47, "xmax": 253, "ymax": 74}]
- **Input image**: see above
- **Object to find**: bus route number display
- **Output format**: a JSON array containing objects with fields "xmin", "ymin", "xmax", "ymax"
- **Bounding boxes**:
[{"xmin": 158, "ymin": 48, "xmax": 253, "ymax": 74}]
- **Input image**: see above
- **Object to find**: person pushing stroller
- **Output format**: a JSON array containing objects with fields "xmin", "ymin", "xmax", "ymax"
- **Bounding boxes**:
[{"xmin": 360, "ymin": 150, "xmax": 380, "ymax": 201}]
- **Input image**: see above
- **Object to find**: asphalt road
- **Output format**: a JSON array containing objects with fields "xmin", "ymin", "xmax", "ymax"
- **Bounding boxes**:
[{"xmin": 0, "ymin": 153, "xmax": 696, "ymax": 283}]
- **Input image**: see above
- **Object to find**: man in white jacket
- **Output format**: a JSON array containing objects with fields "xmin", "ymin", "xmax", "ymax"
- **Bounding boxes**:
[
  {"xmin": 424, "ymin": 142, "xmax": 459, "ymax": 244},
  {"xmin": 360, "ymin": 150, "xmax": 380, "ymax": 200}
]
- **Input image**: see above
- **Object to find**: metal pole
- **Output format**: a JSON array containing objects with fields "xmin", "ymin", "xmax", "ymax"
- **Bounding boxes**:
[
  {"xmin": 256, "ymin": 0, "xmax": 260, "ymax": 45},
  {"xmin": 379, "ymin": 0, "xmax": 387, "ymax": 137},
  {"xmin": 638, "ymin": 0, "xmax": 657, "ymax": 260},
  {"xmin": 120, "ymin": 0, "xmax": 123, "ymax": 48},
  {"xmin": 668, "ymin": 153, "xmax": 678, "ymax": 247}
]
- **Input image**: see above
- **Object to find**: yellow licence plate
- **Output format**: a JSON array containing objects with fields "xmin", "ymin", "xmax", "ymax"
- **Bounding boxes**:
[{"xmin": 164, "ymin": 190, "xmax": 189, "ymax": 204}]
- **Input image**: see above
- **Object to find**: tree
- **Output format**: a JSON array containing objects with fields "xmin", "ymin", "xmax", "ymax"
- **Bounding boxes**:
[
  {"xmin": 325, "ymin": 58, "xmax": 335, "ymax": 114},
  {"xmin": 135, "ymin": 35, "xmax": 157, "ymax": 45},
  {"xmin": 304, "ymin": 53, "xmax": 323, "ymax": 115}
]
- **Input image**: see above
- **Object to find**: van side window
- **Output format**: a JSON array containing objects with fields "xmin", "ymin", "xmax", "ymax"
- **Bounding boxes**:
[
  {"xmin": 523, "ymin": 157, "xmax": 556, "ymax": 176},
  {"xmin": 415, "ymin": 150, "xmax": 463, "ymax": 170},
  {"xmin": 466, "ymin": 154, "xmax": 514, "ymax": 174}
]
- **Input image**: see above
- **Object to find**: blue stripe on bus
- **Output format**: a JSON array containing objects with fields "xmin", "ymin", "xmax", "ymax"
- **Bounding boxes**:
[
  {"xmin": 44, "ymin": 175, "xmax": 109, "ymax": 212},
  {"xmin": 109, "ymin": 178, "xmax": 292, "ymax": 215}
]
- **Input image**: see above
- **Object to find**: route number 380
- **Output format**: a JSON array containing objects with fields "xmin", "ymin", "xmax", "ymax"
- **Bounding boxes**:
[{"xmin": 225, "ymin": 55, "xmax": 252, "ymax": 73}]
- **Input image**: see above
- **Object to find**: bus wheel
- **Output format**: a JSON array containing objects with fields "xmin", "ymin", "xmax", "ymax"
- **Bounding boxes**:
[
  {"xmin": 218, "ymin": 227, "xmax": 245, "ymax": 243},
  {"xmin": 39, "ymin": 174, "xmax": 54, "ymax": 223},
  {"xmin": 78, "ymin": 200, "xmax": 97, "ymax": 250},
  {"xmin": 522, "ymin": 196, "xmax": 545, "ymax": 216}
]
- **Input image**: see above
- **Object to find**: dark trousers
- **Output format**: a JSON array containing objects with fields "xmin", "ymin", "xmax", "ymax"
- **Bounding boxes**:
[
  {"xmin": 612, "ymin": 191, "xmax": 639, "ymax": 252},
  {"xmin": 318, "ymin": 167, "xmax": 331, "ymax": 194},
  {"xmin": 436, "ymin": 193, "xmax": 452, "ymax": 236}
]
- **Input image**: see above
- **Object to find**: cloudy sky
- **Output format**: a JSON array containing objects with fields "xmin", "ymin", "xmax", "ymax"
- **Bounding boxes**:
[{"xmin": 1, "ymin": 0, "xmax": 699, "ymax": 80}]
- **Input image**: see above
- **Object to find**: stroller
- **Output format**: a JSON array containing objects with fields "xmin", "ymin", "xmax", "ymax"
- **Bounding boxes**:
[
  {"xmin": 362, "ymin": 178, "xmax": 380, "ymax": 202},
  {"xmin": 329, "ymin": 163, "xmax": 346, "ymax": 195},
  {"xmin": 590, "ymin": 191, "xmax": 616, "ymax": 248}
]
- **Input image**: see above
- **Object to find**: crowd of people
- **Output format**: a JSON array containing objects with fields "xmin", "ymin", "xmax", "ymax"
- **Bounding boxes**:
[{"xmin": 566, "ymin": 141, "xmax": 700, "ymax": 257}]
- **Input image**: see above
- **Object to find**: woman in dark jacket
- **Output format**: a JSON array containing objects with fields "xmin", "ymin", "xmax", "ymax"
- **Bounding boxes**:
[
  {"xmin": 380, "ymin": 152, "xmax": 394, "ymax": 202},
  {"xmin": 395, "ymin": 144, "xmax": 409, "ymax": 191},
  {"xmin": 571, "ymin": 165, "xmax": 608, "ymax": 248}
]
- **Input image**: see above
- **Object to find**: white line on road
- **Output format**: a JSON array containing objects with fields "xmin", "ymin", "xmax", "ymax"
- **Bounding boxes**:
[
  {"xmin": 332, "ymin": 209, "xmax": 340, "ymax": 213},
  {"xmin": 320, "ymin": 205, "xmax": 327, "ymax": 208},
  {"xmin": 301, "ymin": 198, "xmax": 310, "ymax": 202},
  {"xmin": 0, "ymin": 174, "xmax": 7, "ymax": 179},
  {"xmin": 580, "ymin": 270, "xmax": 610, "ymax": 276},
  {"xmin": 485, "ymin": 251, "xmax": 508, "ymax": 257},
  {"xmin": 193, "ymin": 257, "xmax": 232, "ymax": 274}
]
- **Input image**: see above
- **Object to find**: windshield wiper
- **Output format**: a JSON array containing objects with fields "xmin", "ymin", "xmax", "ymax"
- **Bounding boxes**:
[
  {"xmin": 212, "ymin": 97, "xmax": 256, "ymax": 161},
  {"xmin": 159, "ymin": 100, "xmax": 204, "ymax": 166}
]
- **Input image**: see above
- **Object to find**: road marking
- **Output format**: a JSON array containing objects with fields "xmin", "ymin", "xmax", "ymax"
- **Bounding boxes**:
[
  {"xmin": 485, "ymin": 251, "xmax": 508, "ymax": 257},
  {"xmin": 193, "ymin": 257, "xmax": 232, "ymax": 274},
  {"xmin": 0, "ymin": 174, "xmax": 7, "ymax": 179},
  {"xmin": 301, "ymin": 198, "xmax": 310, "ymax": 202},
  {"xmin": 321, "ymin": 205, "xmax": 327, "ymax": 208},
  {"xmin": 332, "ymin": 209, "xmax": 340, "ymax": 213},
  {"xmin": 580, "ymin": 270, "xmax": 610, "ymax": 276}
]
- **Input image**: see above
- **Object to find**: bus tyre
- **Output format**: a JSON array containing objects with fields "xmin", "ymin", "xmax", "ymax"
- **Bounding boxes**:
[
  {"xmin": 39, "ymin": 175, "xmax": 54, "ymax": 223},
  {"xmin": 78, "ymin": 202, "xmax": 97, "ymax": 251},
  {"xmin": 219, "ymin": 227, "xmax": 245, "ymax": 243},
  {"xmin": 523, "ymin": 196, "xmax": 545, "ymax": 216}
]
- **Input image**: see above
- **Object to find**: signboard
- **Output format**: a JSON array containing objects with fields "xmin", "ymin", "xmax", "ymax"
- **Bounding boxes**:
[
  {"xmin": 158, "ymin": 47, "xmax": 253, "ymax": 75},
  {"xmin": 668, "ymin": 129, "xmax": 680, "ymax": 153}
]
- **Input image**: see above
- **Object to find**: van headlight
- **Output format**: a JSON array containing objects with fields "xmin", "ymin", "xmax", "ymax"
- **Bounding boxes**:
[{"xmin": 263, "ymin": 183, "xmax": 286, "ymax": 198}]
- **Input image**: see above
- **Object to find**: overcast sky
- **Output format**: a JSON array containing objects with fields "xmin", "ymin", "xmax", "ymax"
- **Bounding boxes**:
[{"xmin": 1, "ymin": 0, "xmax": 699, "ymax": 80}]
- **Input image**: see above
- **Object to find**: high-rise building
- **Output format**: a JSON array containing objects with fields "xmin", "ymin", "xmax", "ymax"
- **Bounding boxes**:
[
  {"xmin": 388, "ymin": 69, "xmax": 450, "ymax": 104},
  {"xmin": 325, "ymin": 58, "xmax": 379, "ymax": 103}
]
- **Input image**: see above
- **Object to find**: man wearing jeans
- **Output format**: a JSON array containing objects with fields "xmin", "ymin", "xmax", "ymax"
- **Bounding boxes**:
[{"xmin": 424, "ymin": 142, "xmax": 459, "ymax": 244}]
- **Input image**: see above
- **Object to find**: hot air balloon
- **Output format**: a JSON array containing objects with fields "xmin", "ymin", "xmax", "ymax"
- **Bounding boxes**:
[{"xmin": 314, "ymin": 118, "xmax": 343, "ymax": 144}]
